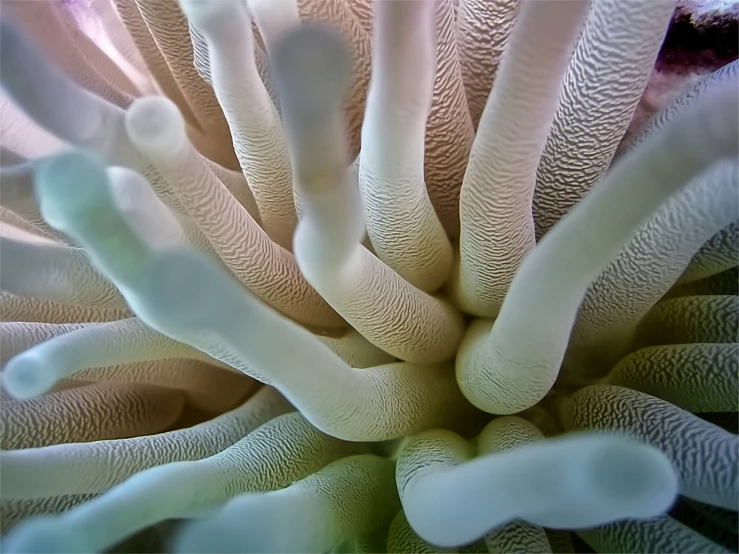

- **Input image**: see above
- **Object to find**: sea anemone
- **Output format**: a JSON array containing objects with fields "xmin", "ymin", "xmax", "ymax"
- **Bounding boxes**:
[{"xmin": 0, "ymin": 0, "xmax": 737, "ymax": 552}]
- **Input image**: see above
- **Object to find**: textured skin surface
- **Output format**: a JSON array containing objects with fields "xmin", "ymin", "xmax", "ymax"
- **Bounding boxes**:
[
  {"xmin": 681, "ymin": 222, "xmax": 739, "ymax": 283},
  {"xmin": 128, "ymin": 0, "xmax": 238, "ymax": 168},
  {"xmin": 669, "ymin": 267, "xmax": 739, "ymax": 297},
  {"xmin": 569, "ymin": 159, "xmax": 739, "ymax": 371},
  {"xmin": 458, "ymin": 76, "xmax": 739, "ymax": 414},
  {"xmin": 387, "ymin": 510, "xmax": 447, "ymax": 554},
  {"xmin": 606, "ymin": 343, "xmax": 739, "ymax": 412},
  {"xmin": 2, "ymin": 3, "xmax": 738, "ymax": 551},
  {"xmin": 421, "ymin": 0, "xmax": 475, "ymax": 237},
  {"xmin": 296, "ymin": 0, "xmax": 371, "ymax": 158},
  {"xmin": 2, "ymin": 413, "xmax": 363, "ymax": 553},
  {"xmin": 476, "ymin": 415, "xmax": 543, "ymax": 455},
  {"xmin": 578, "ymin": 515, "xmax": 731, "ymax": 553},
  {"xmin": 562, "ymin": 385, "xmax": 739, "ymax": 509},
  {"xmin": 454, "ymin": 0, "xmax": 590, "ymax": 317},
  {"xmin": 456, "ymin": 0, "xmax": 519, "ymax": 129},
  {"xmin": 0, "ymin": 381, "xmax": 184, "ymax": 449},
  {"xmin": 483, "ymin": 521, "xmax": 552, "ymax": 554},
  {"xmin": 125, "ymin": 97, "xmax": 343, "ymax": 330},
  {"xmin": 301, "ymin": 245, "xmax": 465, "ymax": 362},
  {"xmin": 0, "ymin": 322, "xmax": 91, "ymax": 366},
  {"xmin": 358, "ymin": 0, "xmax": 453, "ymax": 292},
  {"xmin": 0, "ymin": 206, "xmax": 63, "ymax": 246},
  {"xmin": 182, "ymin": 0, "xmax": 298, "ymax": 250},
  {"xmin": 533, "ymin": 0, "xmax": 676, "ymax": 238},
  {"xmin": 1, "ymin": 494, "xmax": 97, "ymax": 534},
  {"xmin": 178, "ymin": 454, "xmax": 399, "ymax": 552},
  {"xmin": 635, "ymin": 295, "xmax": 739, "ymax": 347},
  {"xmin": 476, "ymin": 417, "xmax": 552, "ymax": 554},
  {"xmin": 71, "ymin": 359, "xmax": 254, "ymax": 413},
  {"xmin": 3, "ymin": 317, "xmax": 223, "ymax": 388},
  {"xmin": 0, "ymin": 387, "xmax": 292, "ymax": 499},
  {"xmin": 0, "ymin": 163, "xmax": 71, "ymax": 242},
  {"xmin": 399, "ymin": 427, "xmax": 677, "ymax": 547},
  {"xmin": 0, "ymin": 292, "xmax": 131, "ymax": 324}
]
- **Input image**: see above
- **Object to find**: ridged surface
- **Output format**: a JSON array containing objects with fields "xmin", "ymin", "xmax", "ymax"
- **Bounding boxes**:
[
  {"xmin": 534, "ymin": 0, "xmax": 676, "ymax": 238},
  {"xmin": 634, "ymin": 295, "xmax": 738, "ymax": 347},
  {"xmin": 176, "ymin": 454, "xmax": 399, "ymax": 552},
  {"xmin": 297, "ymin": 0, "xmax": 371, "ymax": 158},
  {"xmin": 358, "ymin": 0, "xmax": 453, "ymax": 292},
  {"xmin": 422, "ymin": 0, "xmax": 475, "ymax": 236},
  {"xmin": 456, "ymin": 0, "xmax": 519, "ymax": 129},
  {"xmin": 620, "ymin": 60, "xmax": 739, "ymax": 157},
  {"xmin": 387, "ymin": 510, "xmax": 445, "ymax": 554},
  {"xmin": 606, "ymin": 343, "xmax": 739, "ymax": 413},
  {"xmin": 2, "ymin": 412, "xmax": 361, "ymax": 553},
  {"xmin": 454, "ymin": 0, "xmax": 590, "ymax": 316},
  {"xmin": 0, "ymin": 381, "xmax": 184, "ymax": 449},
  {"xmin": 681, "ymin": 222, "xmax": 739, "ymax": 283},
  {"xmin": 131, "ymin": 0, "xmax": 237, "ymax": 168},
  {"xmin": 562, "ymin": 385, "xmax": 739, "ymax": 509},
  {"xmin": 0, "ymin": 230, "xmax": 126, "ymax": 309},
  {"xmin": 579, "ymin": 515, "xmax": 731, "ymax": 553},
  {"xmin": 182, "ymin": 0, "xmax": 297, "ymax": 250},
  {"xmin": 569, "ymin": 160, "xmax": 739, "ymax": 370},
  {"xmin": 125, "ymin": 98, "xmax": 343, "ymax": 330},
  {"xmin": 0, "ymin": 292, "xmax": 131, "ymax": 324},
  {"xmin": 0, "ymin": 387, "xmax": 291, "ymax": 499},
  {"xmin": 477, "ymin": 417, "xmax": 552, "ymax": 554},
  {"xmin": 71, "ymin": 359, "xmax": 254, "ymax": 413},
  {"xmin": 0, "ymin": 321, "xmax": 91, "ymax": 366}
]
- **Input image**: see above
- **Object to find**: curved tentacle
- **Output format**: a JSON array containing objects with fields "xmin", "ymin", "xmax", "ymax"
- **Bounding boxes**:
[
  {"xmin": 274, "ymin": 24, "xmax": 464, "ymax": 362},
  {"xmin": 124, "ymin": 96, "xmax": 343, "ymax": 330},
  {"xmin": 605, "ymin": 343, "xmax": 739, "ymax": 413},
  {"xmin": 174, "ymin": 454, "xmax": 399, "ymax": 553},
  {"xmin": 0, "ymin": 292, "xmax": 131, "ymax": 324},
  {"xmin": 476, "ymin": 417, "xmax": 552, "ymax": 554},
  {"xmin": 680, "ymin": 222, "xmax": 739, "ymax": 283},
  {"xmin": 0, "ymin": 387, "xmax": 291, "ymax": 499},
  {"xmin": 452, "ymin": 0, "xmax": 591, "ymax": 317},
  {"xmin": 358, "ymin": 0, "xmax": 452, "ymax": 292},
  {"xmin": 179, "ymin": 0, "xmax": 297, "ymax": 250},
  {"xmin": 567, "ymin": 159, "xmax": 739, "ymax": 374},
  {"xmin": 396, "ymin": 428, "xmax": 677, "ymax": 548},
  {"xmin": 578, "ymin": 515, "xmax": 731, "ymax": 554},
  {"xmin": 561, "ymin": 384, "xmax": 739, "ymax": 509},
  {"xmin": 456, "ymin": 72, "xmax": 738, "ymax": 414},
  {"xmin": 2, "ymin": 412, "xmax": 362, "ymax": 553},
  {"xmin": 533, "ymin": 0, "xmax": 676, "ymax": 237},
  {"xmin": 0, "ymin": 226, "xmax": 126, "ymax": 310},
  {"xmin": 34, "ymin": 150, "xmax": 475, "ymax": 441},
  {"xmin": 2, "ymin": 317, "xmax": 223, "ymax": 399},
  {"xmin": 634, "ymin": 295, "xmax": 738, "ymax": 347},
  {"xmin": 456, "ymin": 0, "xmax": 519, "ymax": 129},
  {"xmin": 0, "ymin": 381, "xmax": 184, "ymax": 449}
]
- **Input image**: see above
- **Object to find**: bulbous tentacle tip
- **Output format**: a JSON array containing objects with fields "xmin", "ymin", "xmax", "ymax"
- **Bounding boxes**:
[
  {"xmin": 33, "ymin": 151, "xmax": 110, "ymax": 230},
  {"xmin": 178, "ymin": 0, "xmax": 240, "ymax": 29},
  {"xmin": 271, "ymin": 24, "xmax": 351, "ymax": 123},
  {"xmin": 2, "ymin": 351, "xmax": 56, "ymax": 399},
  {"xmin": 125, "ymin": 96, "xmax": 186, "ymax": 158},
  {"xmin": 586, "ymin": 437, "xmax": 679, "ymax": 519}
]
